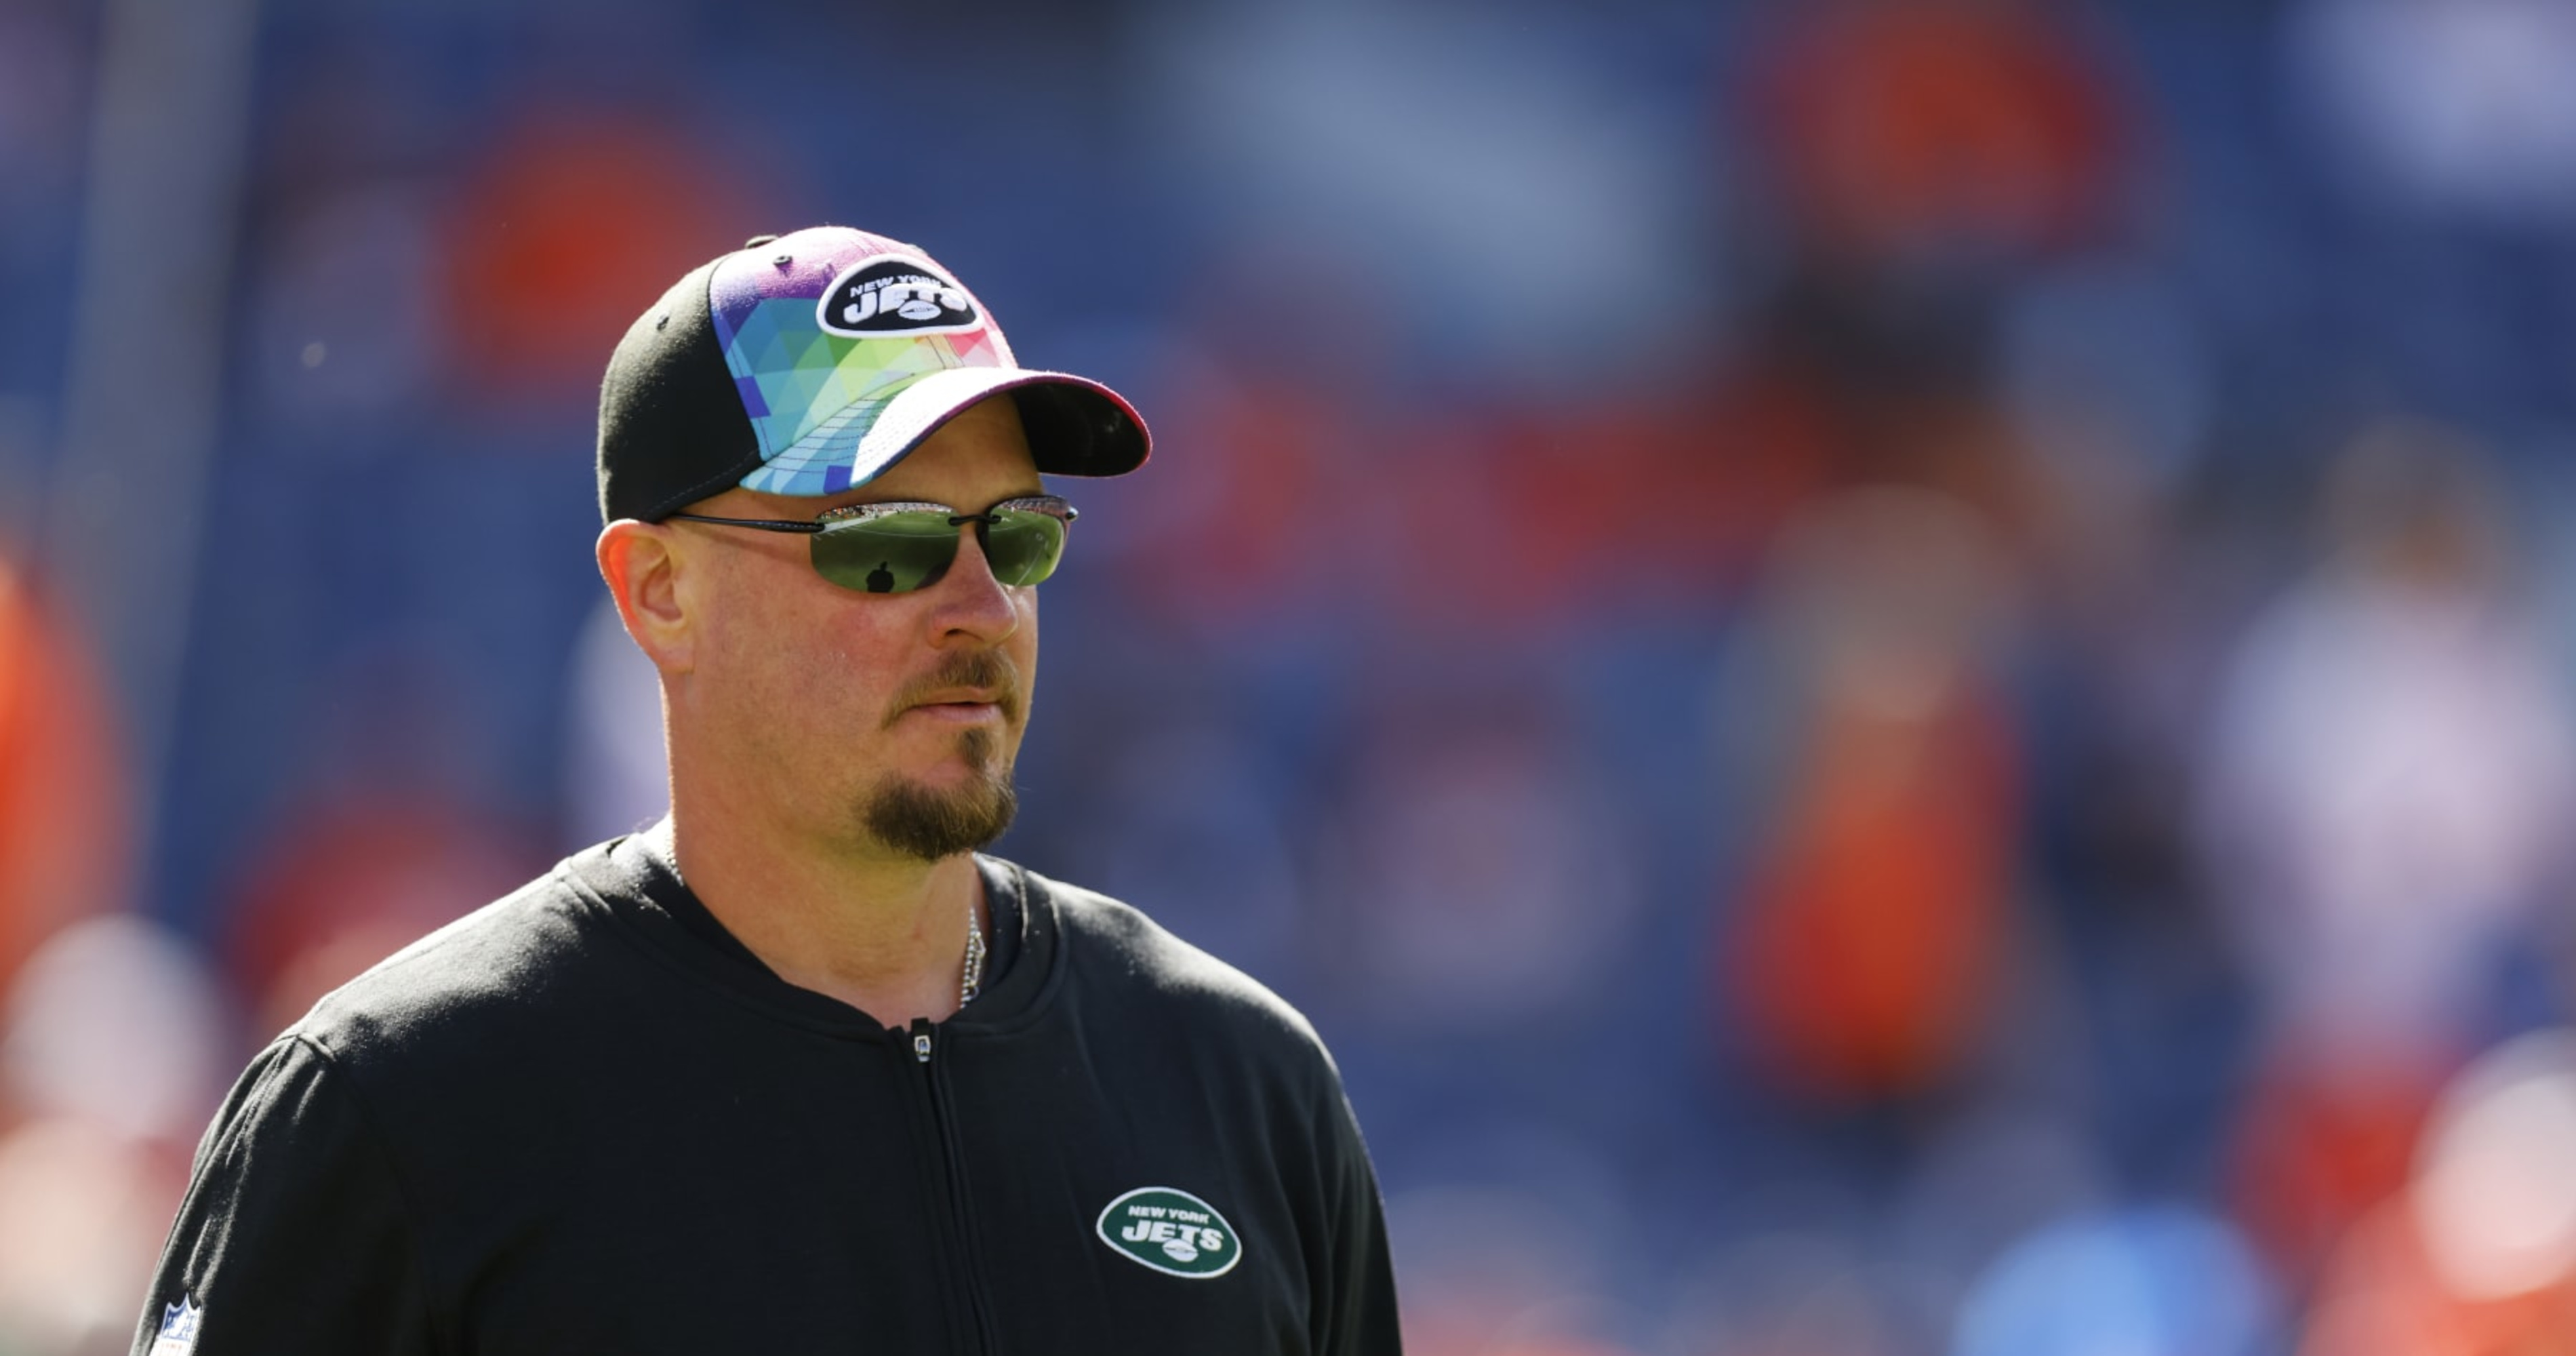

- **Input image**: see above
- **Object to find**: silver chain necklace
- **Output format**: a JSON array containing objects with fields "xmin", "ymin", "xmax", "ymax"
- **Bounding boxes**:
[{"xmin": 959, "ymin": 905, "xmax": 988, "ymax": 1008}]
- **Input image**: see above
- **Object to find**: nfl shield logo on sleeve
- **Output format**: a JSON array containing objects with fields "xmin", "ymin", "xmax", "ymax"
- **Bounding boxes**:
[{"xmin": 150, "ymin": 1296, "xmax": 201, "ymax": 1355}]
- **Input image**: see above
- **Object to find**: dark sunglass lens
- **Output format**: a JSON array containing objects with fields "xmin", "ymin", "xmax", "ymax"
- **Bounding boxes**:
[
  {"xmin": 980, "ymin": 511, "xmax": 1068, "ymax": 586},
  {"xmin": 809, "ymin": 512, "xmax": 959, "ymax": 593}
]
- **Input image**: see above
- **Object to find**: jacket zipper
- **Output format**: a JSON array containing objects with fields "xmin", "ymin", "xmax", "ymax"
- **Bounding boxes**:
[{"xmin": 910, "ymin": 1020, "xmax": 1000, "ymax": 1355}]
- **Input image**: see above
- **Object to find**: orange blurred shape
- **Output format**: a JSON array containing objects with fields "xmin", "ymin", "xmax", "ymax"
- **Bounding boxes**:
[
  {"xmin": 1403, "ymin": 1313, "xmax": 1636, "ymax": 1356},
  {"xmin": 1373, "ymin": 382, "xmax": 1833, "ymax": 631},
  {"xmin": 440, "ymin": 110, "xmax": 763, "ymax": 401},
  {"xmin": 1114, "ymin": 372, "xmax": 1342, "ymax": 623},
  {"xmin": 2228, "ymin": 1047, "xmax": 2445, "ymax": 1291},
  {"xmin": 1724, "ymin": 683, "xmax": 2019, "ymax": 1103},
  {"xmin": 222, "ymin": 797, "xmax": 539, "ymax": 1039},
  {"xmin": 0, "ymin": 558, "xmax": 127, "ymax": 997},
  {"xmin": 1748, "ymin": 0, "xmax": 2129, "ymax": 261},
  {"xmin": 1476, "ymin": 392, "xmax": 1829, "ymax": 610},
  {"xmin": 1400, "ymin": 1291, "xmax": 1643, "ymax": 1356},
  {"xmin": 2300, "ymin": 1198, "xmax": 2576, "ymax": 1356}
]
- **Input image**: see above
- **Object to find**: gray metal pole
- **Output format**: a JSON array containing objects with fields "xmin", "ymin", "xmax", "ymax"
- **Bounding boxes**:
[{"xmin": 47, "ymin": 0, "xmax": 263, "ymax": 894}]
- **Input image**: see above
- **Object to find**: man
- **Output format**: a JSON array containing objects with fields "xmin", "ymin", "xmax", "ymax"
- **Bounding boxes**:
[{"xmin": 134, "ymin": 226, "xmax": 1402, "ymax": 1355}]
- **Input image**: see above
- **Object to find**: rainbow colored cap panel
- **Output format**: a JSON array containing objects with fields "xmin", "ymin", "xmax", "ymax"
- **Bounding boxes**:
[{"xmin": 706, "ymin": 226, "xmax": 1015, "ymax": 496}]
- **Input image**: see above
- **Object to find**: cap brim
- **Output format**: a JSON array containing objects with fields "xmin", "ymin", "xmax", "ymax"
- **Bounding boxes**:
[{"xmin": 840, "ymin": 366, "xmax": 1151, "ymax": 490}]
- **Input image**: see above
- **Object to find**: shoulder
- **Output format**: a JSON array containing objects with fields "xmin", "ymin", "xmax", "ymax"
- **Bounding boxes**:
[
  {"xmin": 284, "ymin": 848, "xmax": 618, "ymax": 1071},
  {"xmin": 1018, "ymin": 864, "xmax": 1341, "ymax": 1074}
]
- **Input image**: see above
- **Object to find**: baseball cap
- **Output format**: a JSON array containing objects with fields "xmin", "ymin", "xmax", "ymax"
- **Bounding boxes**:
[{"xmin": 596, "ymin": 225, "xmax": 1150, "ymax": 523}]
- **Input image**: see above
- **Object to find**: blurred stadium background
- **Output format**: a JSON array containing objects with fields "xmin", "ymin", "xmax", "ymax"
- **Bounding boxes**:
[{"xmin": 8, "ymin": 0, "xmax": 2576, "ymax": 1351}]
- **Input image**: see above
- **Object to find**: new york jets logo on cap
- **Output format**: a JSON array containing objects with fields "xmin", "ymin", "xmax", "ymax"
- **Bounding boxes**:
[
  {"xmin": 815, "ymin": 254, "xmax": 982, "ymax": 338},
  {"xmin": 1096, "ymin": 1186, "xmax": 1242, "ymax": 1279}
]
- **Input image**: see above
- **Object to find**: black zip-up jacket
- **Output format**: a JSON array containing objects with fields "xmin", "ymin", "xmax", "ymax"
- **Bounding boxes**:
[{"xmin": 132, "ymin": 836, "xmax": 1401, "ymax": 1354}]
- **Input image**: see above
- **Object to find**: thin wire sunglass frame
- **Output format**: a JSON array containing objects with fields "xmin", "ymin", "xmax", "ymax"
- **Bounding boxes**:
[{"xmin": 668, "ymin": 494, "xmax": 1079, "ymax": 593}]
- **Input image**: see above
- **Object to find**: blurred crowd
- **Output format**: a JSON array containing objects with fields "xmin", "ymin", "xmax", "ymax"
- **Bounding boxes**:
[{"xmin": 7, "ymin": 0, "xmax": 2576, "ymax": 1352}]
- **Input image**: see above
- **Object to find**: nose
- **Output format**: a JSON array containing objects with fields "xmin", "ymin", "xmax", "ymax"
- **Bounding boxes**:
[{"xmin": 925, "ymin": 523, "xmax": 1023, "ymax": 645}]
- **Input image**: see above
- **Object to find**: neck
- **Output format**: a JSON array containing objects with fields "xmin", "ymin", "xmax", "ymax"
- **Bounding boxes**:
[{"xmin": 649, "ymin": 806, "xmax": 986, "ymax": 1029}]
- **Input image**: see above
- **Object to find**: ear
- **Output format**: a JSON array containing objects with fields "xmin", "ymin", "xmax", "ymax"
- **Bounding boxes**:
[{"xmin": 597, "ymin": 520, "xmax": 695, "ymax": 675}]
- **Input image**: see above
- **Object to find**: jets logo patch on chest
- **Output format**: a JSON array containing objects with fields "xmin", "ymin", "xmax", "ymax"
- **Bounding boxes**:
[{"xmin": 1096, "ymin": 1186, "xmax": 1243, "ymax": 1279}]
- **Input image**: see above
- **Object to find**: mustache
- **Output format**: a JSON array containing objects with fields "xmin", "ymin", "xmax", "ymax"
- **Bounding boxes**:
[{"xmin": 881, "ymin": 648, "xmax": 1024, "ymax": 730}]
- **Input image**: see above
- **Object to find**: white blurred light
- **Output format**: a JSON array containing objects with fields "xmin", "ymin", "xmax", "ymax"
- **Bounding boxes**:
[
  {"xmin": 1, "ymin": 915, "xmax": 228, "ymax": 1142},
  {"xmin": 2412, "ymin": 1028, "xmax": 2576, "ymax": 1300},
  {"xmin": 0, "ymin": 1117, "xmax": 178, "ymax": 1355},
  {"xmin": 1141, "ymin": 1, "xmax": 1715, "ymax": 389},
  {"xmin": 2294, "ymin": 0, "xmax": 2576, "ymax": 221}
]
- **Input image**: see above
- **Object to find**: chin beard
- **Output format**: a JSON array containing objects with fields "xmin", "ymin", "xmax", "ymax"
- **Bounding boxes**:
[{"xmin": 859, "ymin": 726, "xmax": 1020, "ymax": 863}]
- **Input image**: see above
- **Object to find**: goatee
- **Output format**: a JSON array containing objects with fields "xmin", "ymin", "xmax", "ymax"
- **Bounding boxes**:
[{"xmin": 860, "ymin": 725, "xmax": 1019, "ymax": 862}]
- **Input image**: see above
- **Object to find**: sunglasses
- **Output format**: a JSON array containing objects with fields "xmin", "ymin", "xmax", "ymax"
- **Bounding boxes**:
[{"xmin": 669, "ymin": 494, "xmax": 1076, "ymax": 595}]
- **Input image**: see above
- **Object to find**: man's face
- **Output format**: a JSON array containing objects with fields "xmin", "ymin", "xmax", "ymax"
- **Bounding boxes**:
[{"xmin": 672, "ymin": 395, "xmax": 1045, "ymax": 863}]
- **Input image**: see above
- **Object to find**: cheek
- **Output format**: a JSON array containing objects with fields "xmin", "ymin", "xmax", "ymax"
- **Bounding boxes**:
[
  {"xmin": 781, "ymin": 611, "xmax": 912, "ymax": 722},
  {"xmin": 1010, "ymin": 592, "xmax": 1041, "ymax": 719},
  {"xmin": 696, "ymin": 571, "xmax": 900, "ymax": 737}
]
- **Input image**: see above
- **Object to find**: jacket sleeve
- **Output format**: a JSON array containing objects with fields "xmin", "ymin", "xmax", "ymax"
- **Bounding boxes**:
[
  {"xmin": 130, "ymin": 1035, "xmax": 439, "ymax": 1356},
  {"xmin": 1312, "ymin": 1085, "xmax": 1403, "ymax": 1356}
]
